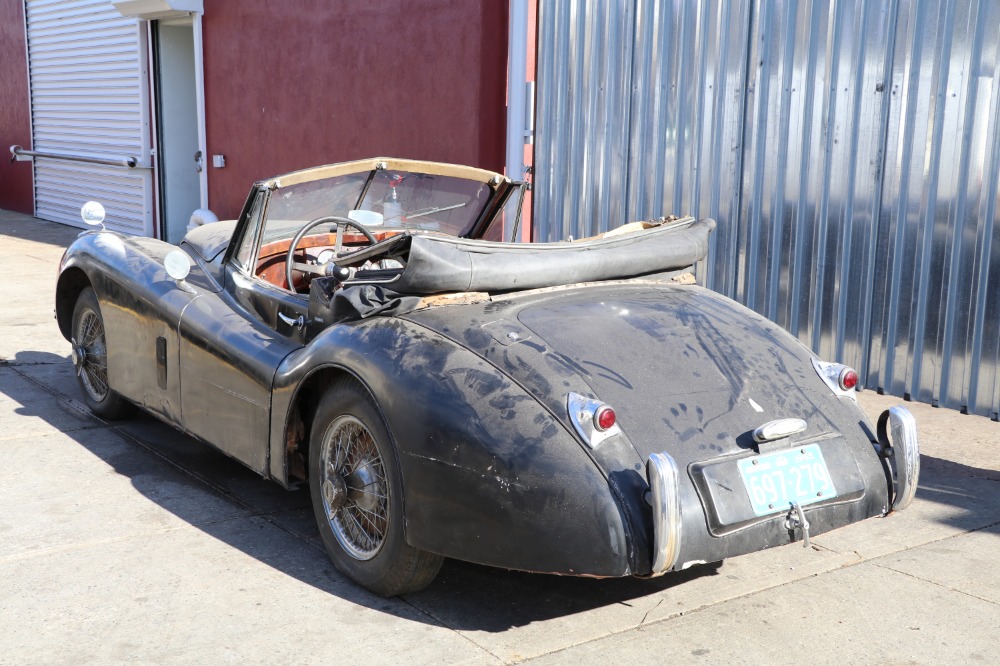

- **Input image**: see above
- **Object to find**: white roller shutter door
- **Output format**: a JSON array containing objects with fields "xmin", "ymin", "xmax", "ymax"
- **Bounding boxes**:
[{"xmin": 25, "ymin": 0, "xmax": 152, "ymax": 235}]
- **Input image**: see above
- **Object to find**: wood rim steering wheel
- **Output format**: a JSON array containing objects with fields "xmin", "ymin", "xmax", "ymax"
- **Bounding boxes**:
[{"xmin": 285, "ymin": 215, "xmax": 378, "ymax": 291}]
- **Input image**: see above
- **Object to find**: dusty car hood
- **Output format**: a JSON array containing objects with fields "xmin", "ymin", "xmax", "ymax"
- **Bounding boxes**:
[{"xmin": 405, "ymin": 282, "xmax": 867, "ymax": 466}]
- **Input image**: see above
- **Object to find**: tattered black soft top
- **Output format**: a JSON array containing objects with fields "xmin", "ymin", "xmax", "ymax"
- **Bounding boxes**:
[
  {"xmin": 311, "ymin": 217, "xmax": 716, "ymax": 324},
  {"xmin": 340, "ymin": 217, "xmax": 714, "ymax": 294}
]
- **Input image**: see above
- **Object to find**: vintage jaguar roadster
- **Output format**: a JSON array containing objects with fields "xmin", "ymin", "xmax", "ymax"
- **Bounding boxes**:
[{"xmin": 56, "ymin": 158, "xmax": 919, "ymax": 596}]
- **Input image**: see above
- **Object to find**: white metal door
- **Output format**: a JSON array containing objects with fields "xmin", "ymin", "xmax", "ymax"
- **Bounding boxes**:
[
  {"xmin": 153, "ymin": 18, "xmax": 201, "ymax": 244},
  {"xmin": 24, "ymin": 0, "xmax": 153, "ymax": 235}
]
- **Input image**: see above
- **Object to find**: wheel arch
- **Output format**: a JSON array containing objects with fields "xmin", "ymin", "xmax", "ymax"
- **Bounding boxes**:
[
  {"xmin": 55, "ymin": 267, "xmax": 93, "ymax": 340},
  {"xmin": 281, "ymin": 364, "xmax": 379, "ymax": 487},
  {"xmin": 281, "ymin": 363, "xmax": 426, "ymax": 549}
]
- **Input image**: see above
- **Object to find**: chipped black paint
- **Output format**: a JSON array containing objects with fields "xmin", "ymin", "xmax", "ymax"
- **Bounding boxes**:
[
  {"xmin": 407, "ymin": 281, "xmax": 891, "ymax": 569},
  {"xmin": 59, "ymin": 227, "xmax": 893, "ymax": 580}
]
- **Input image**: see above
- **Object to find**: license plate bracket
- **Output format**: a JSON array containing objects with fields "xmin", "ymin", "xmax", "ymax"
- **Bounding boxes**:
[{"xmin": 737, "ymin": 443, "xmax": 838, "ymax": 517}]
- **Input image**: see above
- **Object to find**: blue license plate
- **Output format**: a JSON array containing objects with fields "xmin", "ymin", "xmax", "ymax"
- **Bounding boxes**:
[{"xmin": 737, "ymin": 444, "xmax": 837, "ymax": 517}]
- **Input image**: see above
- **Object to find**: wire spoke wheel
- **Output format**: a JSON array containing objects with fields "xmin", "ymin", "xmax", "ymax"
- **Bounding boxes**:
[
  {"xmin": 309, "ymin": 379, "xmax": 443, "ymax": 595},
  {"xmin": 319, "ymin": 415, "xmax": 389, "ymax": 561},
  {"xmin": 74, "ymin": 307, "xmax": 110, "ymax": 402},
  {"xmin": 70, "ymin": 288, "xmax": 133, "ymax": 421}
]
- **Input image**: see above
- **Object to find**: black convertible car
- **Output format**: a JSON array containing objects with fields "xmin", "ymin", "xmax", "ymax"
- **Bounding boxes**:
[{"xmin": 56, "ymin": 158, "xmax": 919, "ymax": 596}]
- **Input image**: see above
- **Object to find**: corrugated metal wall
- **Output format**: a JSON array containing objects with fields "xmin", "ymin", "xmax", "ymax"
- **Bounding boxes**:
[
  {"xmin": 24, "ymin": 0, "xmax": 152, "ymax": 234},
  {"xmin": 534, "ymin": 0, "xmax": 1000, "ymax": 420}
]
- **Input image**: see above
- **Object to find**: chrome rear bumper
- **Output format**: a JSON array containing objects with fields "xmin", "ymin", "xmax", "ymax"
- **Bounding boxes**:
[
  {"xmin": 878, "ymin": 406, "xmax": 920, "ymax": 512},
  {"xmin": 646, "ymin": 452, "xmax": 682, "ymax": 575}
]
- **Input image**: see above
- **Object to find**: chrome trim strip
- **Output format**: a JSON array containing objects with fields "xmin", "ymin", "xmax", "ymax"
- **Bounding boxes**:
[
  {"xmin": 878, "ymin": 406, "xmax": 920, "ymax": 511},
  {"xmin": 647, "ymin": 452, "xmax": 682, "ymax": 575}
]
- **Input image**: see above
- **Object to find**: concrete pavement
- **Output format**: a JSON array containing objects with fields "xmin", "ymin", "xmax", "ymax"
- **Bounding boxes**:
[{"xmin": 1, "ymin": 208, "xmax": 998, "ymax": 664}]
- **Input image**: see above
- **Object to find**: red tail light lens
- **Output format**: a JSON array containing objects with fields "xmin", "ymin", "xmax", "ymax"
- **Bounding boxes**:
[
  {"xmin": 594, "ymin": 406, "xmax": 617, "ymax": 431},
  {"xmin": 839, "ymin": 367, "xmax": 859, "ymax": 391}
]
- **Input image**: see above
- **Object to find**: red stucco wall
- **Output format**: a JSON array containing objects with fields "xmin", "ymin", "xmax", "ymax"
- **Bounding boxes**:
[
  {"xmin": 202, "ymin": 0, "xmax": 509, "ymax": 219},
  {"xmin": 0, "ymin": 0, "xmax": 33, "ymax": 214}
]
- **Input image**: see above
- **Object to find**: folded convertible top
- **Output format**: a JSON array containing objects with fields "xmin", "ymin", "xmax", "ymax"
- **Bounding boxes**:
[{"xmin": 342, "ymin": 217, "xmax": 716, "ymax": 296}]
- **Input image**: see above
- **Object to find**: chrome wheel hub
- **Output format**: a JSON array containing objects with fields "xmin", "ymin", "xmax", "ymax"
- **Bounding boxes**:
[
  {"xmin": 322, "ymin": 470, "xmax": 349, "ymax": 512},
  {"xmin": 70, "ymin": 341, "xmax": 86, "ymax": 370}
]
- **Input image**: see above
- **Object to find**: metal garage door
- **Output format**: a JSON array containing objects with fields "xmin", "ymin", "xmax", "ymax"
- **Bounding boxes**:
[{"xmin": 24, "ymin": 0, "xmax": 152, "ymax": 235}]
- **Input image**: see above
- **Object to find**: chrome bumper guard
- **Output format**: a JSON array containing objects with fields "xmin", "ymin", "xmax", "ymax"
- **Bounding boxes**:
[
  {"xmin": 877, "ymin": 406, "xmax": 920, "ymax": 512},
  {"xmin": 647, "ymin": 452, "xmax": 682, "ymax": 575}
]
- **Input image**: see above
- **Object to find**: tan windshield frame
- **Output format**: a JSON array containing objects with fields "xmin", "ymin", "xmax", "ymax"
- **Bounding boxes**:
[{"xmin": 265, "ymin": 157, "xmax": 509, "ymax": 191}]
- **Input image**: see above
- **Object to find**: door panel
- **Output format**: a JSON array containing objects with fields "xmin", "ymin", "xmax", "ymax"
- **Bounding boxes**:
[
  {"xmin": 178, "ymin": 286, "xmax": 302, "ymax": 473},
  {"xmin": 229, "ymin": 269, "xmax": 310, "ymax": 345}
]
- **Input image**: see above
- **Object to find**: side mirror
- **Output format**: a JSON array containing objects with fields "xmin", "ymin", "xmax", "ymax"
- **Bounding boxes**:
[
  {"xmin": 80, "ymin": 201, "xmax": 106, "ymax": 229},
  {"xmin": 164, "ymin": 250, "xmax": 192, "ymax": 282}
]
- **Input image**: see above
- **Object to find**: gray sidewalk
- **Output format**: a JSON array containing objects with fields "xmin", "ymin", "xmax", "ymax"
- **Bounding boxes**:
[{"xmin": 1, "ymin": 208, "xmax": 998, "ymax": 664}]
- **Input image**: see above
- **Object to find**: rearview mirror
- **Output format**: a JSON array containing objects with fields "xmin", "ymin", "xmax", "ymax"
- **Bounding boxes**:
[{"xmin": 348, "ymin": 209, "xmax": 384, "ymax": 227}]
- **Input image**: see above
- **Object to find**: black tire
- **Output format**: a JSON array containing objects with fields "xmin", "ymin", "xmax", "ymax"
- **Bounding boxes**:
[
  {"xmin": 70, "ymin": 288, "xmax": 134, "ymax": 420},
  {"xmin": 308, "ymin": 377, "xmax": 443, "ymax": 596}
]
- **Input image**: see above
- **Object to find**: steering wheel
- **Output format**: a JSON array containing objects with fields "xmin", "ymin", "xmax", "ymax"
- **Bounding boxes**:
[{"xmin": 285, "ymin": 215, "xmax": 378, "ymax": 291}]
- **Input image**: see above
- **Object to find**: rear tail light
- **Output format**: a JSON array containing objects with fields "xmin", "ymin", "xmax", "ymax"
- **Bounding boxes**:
[
  {"xmin": 567, "ymin": 392, "xmax": 621, "ymax": 448},
  {"xmin": 812, "ymin": 358, "xmax": 859, "ymax": 401},
  {"xmin": 594, "ymin": 405, "xmax": 616, "ymax": 431},
  {"xmin": 839, "ymin": 367, "xmax": 859, "ymax": 391}
]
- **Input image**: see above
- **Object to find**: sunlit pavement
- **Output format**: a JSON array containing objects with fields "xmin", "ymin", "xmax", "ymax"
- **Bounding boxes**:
[{"xmin": 2, "ymin": 208, "xmax": 998, "ymax": 664}]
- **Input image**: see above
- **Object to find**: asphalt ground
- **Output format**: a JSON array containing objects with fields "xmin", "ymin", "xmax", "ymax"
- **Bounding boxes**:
[{"xmin": 1, "ymin": 208, "xmax": 998, "ymax": 664}]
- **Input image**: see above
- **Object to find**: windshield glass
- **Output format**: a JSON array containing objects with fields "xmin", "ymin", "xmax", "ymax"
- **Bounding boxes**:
[
  {"xmin": 263, "ymin": 167, "xmax": 494, "ymax": 244},
  {"xmin": 263, "ymin": 172, "xmax": 369, "ymax": 243},
  {"xmin": 357, "ymin": 169, "xmax": 492, "ymax": 236}
]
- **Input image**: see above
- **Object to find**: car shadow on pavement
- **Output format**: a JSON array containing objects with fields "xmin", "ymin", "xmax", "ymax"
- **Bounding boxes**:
[
  {"xmin": 4, "ymin": 352, "xmax": 723, "ymax": 631},
  {"xmin": 12, "ymin": 352, "xmax": 998, "ymax": 633},
  {"xmin": 920, "ymin": 454, "xmax": 1000, "ymax": 480},
  {"xmin": 407, "ymin": 558, "xmax": 720, "ymax": 632}
]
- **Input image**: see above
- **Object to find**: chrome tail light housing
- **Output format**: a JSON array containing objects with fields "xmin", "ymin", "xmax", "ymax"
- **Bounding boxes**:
[
  {"xmin": 567, "ymin": 392, "xmax": 621, "ymax": 448},
  {"xmin": 812, "ymin": 358, "xmax": 859, "ymax": 401}
]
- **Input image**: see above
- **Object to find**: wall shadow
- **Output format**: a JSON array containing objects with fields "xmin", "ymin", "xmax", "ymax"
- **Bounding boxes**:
[{"xmin": 0, "ymin": 210, "xmax": 81, "ymax": 251}]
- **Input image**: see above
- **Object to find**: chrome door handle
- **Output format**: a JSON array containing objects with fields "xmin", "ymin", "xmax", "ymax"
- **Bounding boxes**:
[{"xmin": 277, "ymin": 312, "xmax": 305, "ymax": 330}]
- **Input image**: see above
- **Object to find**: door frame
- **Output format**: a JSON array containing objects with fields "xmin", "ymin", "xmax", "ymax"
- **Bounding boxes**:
[{"xmin": 144, "ymin": 12, "xmax": 208, "ymax": 240}]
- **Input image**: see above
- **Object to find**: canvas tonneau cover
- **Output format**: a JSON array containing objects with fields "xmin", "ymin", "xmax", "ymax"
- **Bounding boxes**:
[{"xmin": 339, "ymin": 217, "xmax": 716, "ymax": 296}]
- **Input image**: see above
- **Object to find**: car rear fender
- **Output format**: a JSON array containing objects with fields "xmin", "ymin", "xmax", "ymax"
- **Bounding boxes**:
[{"xmin": 271, "ymin": 317, "xmax": 638, "ymax": 576}]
